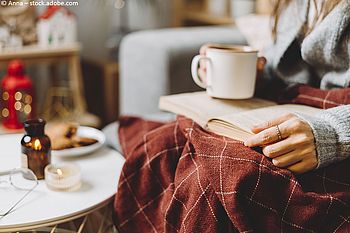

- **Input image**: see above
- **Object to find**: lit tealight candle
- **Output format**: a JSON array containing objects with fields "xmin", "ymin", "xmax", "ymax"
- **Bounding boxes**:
[{"xmin": 44, "ymin": 163, "xmax": 81, "ymax": 191}]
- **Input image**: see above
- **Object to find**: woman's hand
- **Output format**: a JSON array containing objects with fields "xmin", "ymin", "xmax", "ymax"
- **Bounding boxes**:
[
  {"xmin": 198, "ymin": 44, "xmax": 267, "ymax": 85},
  {"xmin": 244, "ymin": 113, "xmax": 318, "ymax": 174},
  {"xmin": 198, "ymin": 44, "xmax": 214, "ymax": 84}
]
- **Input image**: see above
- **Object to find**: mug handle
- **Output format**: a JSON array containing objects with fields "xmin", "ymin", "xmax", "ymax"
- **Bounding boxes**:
[{"xmin": 191, "ymin": 55, "xmax": 211, "ymax": 89}]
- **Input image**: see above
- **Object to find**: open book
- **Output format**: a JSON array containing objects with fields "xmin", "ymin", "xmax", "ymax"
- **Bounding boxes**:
[{"xmin": 159, "ymin": 92, "xmax": 322, "ymax": 141}]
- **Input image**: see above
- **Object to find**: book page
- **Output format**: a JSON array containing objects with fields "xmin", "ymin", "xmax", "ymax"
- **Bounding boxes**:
[
  {"xmin": 159, "ymin": 92, "xmax": 276, "ymax": 127},
  {"xmin": 208, "ymin": 104, "xmax": 322, "ymax": 141}
]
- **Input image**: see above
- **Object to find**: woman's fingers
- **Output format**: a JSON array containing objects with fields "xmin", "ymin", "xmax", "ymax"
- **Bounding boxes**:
[
  {"xmin": 256, "ymin": 57, "xmax": 267, "ymax": 72},
  {"xmin": 262, "ymin": 134, "xmax": 314, "ymax": 158},
  {"xmin": 251, "ymin": 113, "xmax": 295, "ymax": 134},
  {"xmin": 198, "ymin": 67, "xmax": 206, "ymax": 82},
  {"xmin": 199, "ymin": 43, "xmax": 215, "ymax": 81},
  {"xmin": 244, "ymin": 120, "xmax": 290, "ymax": 147},
  {"xmin": 272, "ymin": 146, "xmax": 316, "ymax": 168},
  {"xmin": 262, "ymin": 137, "xmax": 296, "ymax": 158},
  {"xmin": 286, "ymin": 157, "xmax": 318, "ymax": 175},
  {"xmin": 200, "ymin": 44, "xmax": 212, "ymax": 55},
  {"xmin": 272, "ymin": 151, "xmax": 302, "ymax": 168}
]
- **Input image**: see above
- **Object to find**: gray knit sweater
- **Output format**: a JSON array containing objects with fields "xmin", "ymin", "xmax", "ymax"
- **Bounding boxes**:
[{"xmin": 263, "ymin": 0, "xmax": 350, "ymax": 168}]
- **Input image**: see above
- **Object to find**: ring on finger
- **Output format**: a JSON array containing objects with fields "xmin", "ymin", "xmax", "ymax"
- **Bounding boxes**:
[{"xmin": 275, "ymin": 125, "xmax": 283, "ymax": 141}]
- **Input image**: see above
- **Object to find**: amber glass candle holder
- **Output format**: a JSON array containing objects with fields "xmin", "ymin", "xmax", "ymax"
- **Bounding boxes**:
[{"xmin": 21, "ymin": 119, "xmax": 51, "ymax": 180}]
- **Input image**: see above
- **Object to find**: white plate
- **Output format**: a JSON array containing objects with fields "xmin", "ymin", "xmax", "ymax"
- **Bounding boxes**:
[{"xmin": 52, "ymin": 126, "xmax": 106, "ymax": 158}]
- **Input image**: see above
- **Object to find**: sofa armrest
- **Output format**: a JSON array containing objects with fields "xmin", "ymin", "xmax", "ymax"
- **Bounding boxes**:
[
  {"xmin": 119, "ymin": 26, "xmax": 247, "ymax": 116},
  {"xmin": 102, "ymin": 113, "xmax": 176, "ymax": 151}
]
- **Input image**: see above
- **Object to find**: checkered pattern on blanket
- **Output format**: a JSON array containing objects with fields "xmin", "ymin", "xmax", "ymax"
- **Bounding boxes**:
[
  {"xmin": 279, "ymin": 84, "xmax": 350, "ymax": 109},
  {"xmin": 114, "ymin": 86, "xmax": 350, "ymax": 233}
]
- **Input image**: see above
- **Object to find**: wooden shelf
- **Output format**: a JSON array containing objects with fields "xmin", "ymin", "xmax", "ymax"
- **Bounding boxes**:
[
  {"xmin": 172, "ymin": 0, "xmax": 273, "ymax": 27},
  {"xmin": 172, "ymin": 0, "xmax": 233, "ymax": 26},
  {"xmin": 183, "ymin": 12, "xmax": 233, "ymax": 25},
  {"xmin": 0, "ymin": 43, "xmax": 81, "ymax": 61}
]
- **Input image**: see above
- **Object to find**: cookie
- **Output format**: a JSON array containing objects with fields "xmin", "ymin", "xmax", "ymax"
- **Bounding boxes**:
[
  {"xmin": 71, "ymin": 136, "xmax": 98, "ymax": 148},
  {"xmin": 47, "ymin": 123, "xmax": 78, "ymax": 140},
  {"xmin": 51, "ymin": 137, "xmax": 74, "ymax": 150},
  {"xmin": 47, "ymin": 122, "xmax": 98, "ymax": 150}
]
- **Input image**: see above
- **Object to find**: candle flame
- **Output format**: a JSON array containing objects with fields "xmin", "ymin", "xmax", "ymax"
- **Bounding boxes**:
[
  {"xmin": 57, "ymin": 168, "xmax": 63, "ymax": 176},
  {"xmin": 34, "ymin": 139, "xmax": 42, "ymax": 150}
]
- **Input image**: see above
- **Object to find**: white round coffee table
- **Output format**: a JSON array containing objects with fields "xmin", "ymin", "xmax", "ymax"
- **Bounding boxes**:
[{"xmin": 0, "ymin": 134, "xmax": 125, "ymax": 232}]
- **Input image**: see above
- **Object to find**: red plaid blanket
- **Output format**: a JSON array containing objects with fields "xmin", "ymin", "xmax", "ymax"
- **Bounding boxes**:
[{"xmin": 114, "ymin": 86, "xmax": 350, "ymax": 233}]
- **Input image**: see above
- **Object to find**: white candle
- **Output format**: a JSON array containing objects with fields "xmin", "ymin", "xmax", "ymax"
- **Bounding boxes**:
[{"xmin": 45, "ymin": 163, "xmax": 81, "ymax": 191}]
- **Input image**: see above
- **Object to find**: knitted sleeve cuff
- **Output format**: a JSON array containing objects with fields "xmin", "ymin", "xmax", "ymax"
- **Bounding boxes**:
[{"xmin": 295, "ymin": 113, "xmax": 339, "ymax": 169}]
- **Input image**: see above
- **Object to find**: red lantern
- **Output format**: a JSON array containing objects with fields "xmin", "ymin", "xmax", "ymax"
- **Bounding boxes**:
[{"xmin": 1, "ymin": 60, "xmax": 34, "ymax": 129}]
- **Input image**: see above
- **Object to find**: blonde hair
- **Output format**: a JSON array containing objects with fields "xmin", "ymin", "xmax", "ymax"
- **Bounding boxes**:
[{"xmin": 272, "ymin": 0, "xmax": 343, "ymax": 40}]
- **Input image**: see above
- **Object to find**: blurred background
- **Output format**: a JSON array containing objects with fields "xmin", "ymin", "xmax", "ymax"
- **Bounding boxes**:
[{"xmin": 0, "ymin": 0, "xmax": 274, "ymax": 131}]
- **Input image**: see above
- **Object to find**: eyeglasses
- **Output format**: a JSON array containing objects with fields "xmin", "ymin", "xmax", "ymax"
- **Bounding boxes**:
[{"xmin": 0, "ymin": 168, "xmax": 38, "ymax": 217}]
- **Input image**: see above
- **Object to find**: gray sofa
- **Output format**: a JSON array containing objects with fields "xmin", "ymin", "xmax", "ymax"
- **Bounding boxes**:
[{"xmin": 104, "ymin": 26, "xmax": 246, "ymax": 150}]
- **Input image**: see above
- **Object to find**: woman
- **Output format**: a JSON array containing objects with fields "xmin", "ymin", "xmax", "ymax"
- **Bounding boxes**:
[{"xmin": 198, "ymin": 0, "xmax": 350, "ymax": 174}]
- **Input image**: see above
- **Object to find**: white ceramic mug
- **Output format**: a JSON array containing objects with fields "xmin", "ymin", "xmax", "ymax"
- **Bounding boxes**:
[{"xmin": 191, "ymin": 45, "xmax": 258, "ymax": 99}]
